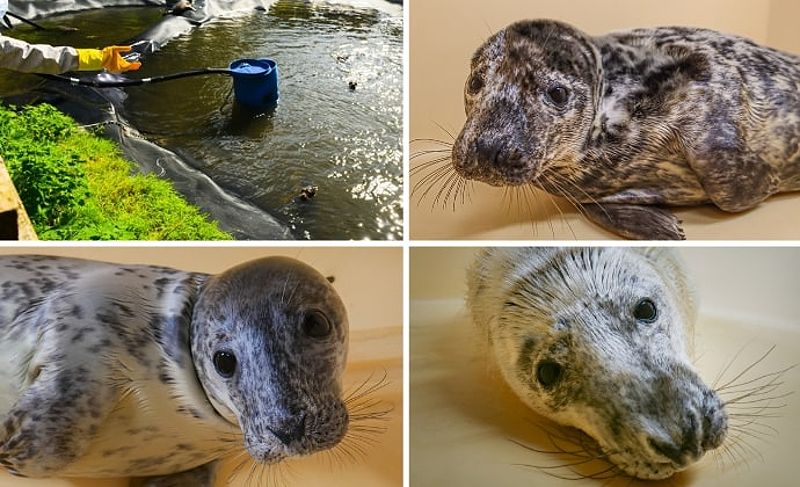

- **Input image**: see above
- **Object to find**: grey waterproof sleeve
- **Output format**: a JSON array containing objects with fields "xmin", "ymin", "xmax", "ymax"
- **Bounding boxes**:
[{"xmin": 0, "ymin": 34, "xmax": 78, "ymax": 73}]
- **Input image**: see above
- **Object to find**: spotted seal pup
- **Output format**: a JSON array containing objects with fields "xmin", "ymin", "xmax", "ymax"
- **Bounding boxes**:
[
  {"xmin": 467, "ymin": 247, "xmax": 727, "ymax": 479},
  {"xmin": 0, "ymin": 254, "xmax": 348, "ymax": 486},
  {"xmin": 452, "ymin": 20, "xmax": 800, "ymax": 240}
]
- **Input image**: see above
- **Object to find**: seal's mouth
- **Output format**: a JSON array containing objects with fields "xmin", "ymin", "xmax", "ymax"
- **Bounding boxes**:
[
  {"xmin": 243, "ymin": 402, "xmax": 350, "ymax": 464},
  {"xmin": 587, "ymin": 400, "xmax": 728, "ymax": 480}
]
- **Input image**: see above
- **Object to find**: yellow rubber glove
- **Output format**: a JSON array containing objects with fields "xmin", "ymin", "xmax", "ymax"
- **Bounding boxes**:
[{"xmin": 76, "ymin": 46, "xmax": 142, "ymax": 73}]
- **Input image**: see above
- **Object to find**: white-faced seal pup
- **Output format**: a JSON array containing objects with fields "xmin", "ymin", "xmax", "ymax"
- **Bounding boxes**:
[
  {"xmin": 450, "ymin": 20, "xmax": 800, "ymax": 240},
  {"xmin": 0, "ymin": 254, "xmax": 349, "ymax": 486},
  {"xmin": 467, "ymin": 247, "xmax": 727, "ymax": 479}
]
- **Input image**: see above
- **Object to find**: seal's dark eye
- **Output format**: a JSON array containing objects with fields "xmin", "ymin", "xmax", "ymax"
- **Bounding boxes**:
[
  {"xmin": 467, "ymin": 74, "xmax": 484, "ymax": 95},
  {"xmin": 546, "ymin": 85, "xmax": 569, "ymax": 106},
  {"xmin": 213, "ymin": 351, "xmax": 237, "ymax": 378},
  {"xmin": 633, "ymin": 298, "xmax": 658, "ymax": 323},
  {"xmin": 303, "ymin": 311, "xmax": 332, "ymax": 338},
  {"xmin": 536, "ymin": 361, "xmax": 562, "ymax": 388}
]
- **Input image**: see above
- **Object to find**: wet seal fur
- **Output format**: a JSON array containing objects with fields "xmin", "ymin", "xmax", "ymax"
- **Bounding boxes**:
[
  {"xmin": 467, "ymin": 247, "xmax": 727, "ymax": 479},
  {"xmin": 453, "ymin": 20, "xmax": 800, "ymax": 240},
  {"xmin": 0, "ymin": 255, "xmax": 348, "ymax": 486}
]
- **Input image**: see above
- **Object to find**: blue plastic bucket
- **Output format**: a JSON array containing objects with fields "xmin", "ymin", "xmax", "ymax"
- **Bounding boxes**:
[{"xmin": 229, "ymin": 58, "xmax": 279, "ymax": 109}]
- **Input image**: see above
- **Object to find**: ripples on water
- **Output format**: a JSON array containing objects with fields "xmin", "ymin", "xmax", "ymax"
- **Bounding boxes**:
[{"xmin": 1, "ymin": 1, "xmax": 403, "ymax": 240}]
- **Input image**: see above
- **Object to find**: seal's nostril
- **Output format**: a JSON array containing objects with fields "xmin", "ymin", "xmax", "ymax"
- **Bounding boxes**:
[
  {"xmin": 680, "ymin": 412, "xmax": 702, "ymax": 460},
  {"xmin": 701, "ymin": 406, "xmax": 727, "ymax": 450},
  {"xmin": 474, "ymin": 137, "xmax": 504, "ymax": 165},
  {"xmin": 648, "ymin": 436, "xmax": 685, "ymax": 465},
  {"xmin": 268, "ymin": 414, "xmax": 307, "ymax": 446}
]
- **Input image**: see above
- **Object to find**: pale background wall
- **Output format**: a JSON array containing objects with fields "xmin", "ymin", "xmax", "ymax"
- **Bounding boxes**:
[
  {"xmin": 410, "ymin": 247, "xmax": 800, "ymax": 330},
  {"xmin": 0, "ymin": 246, "xmax": 402, "ymax": 487},
  {"xmin": 768, "ymin": 0, "xmax": 800, "ymax": 53},
  {"xmin": 410, "ymin": 0, "xmax": 800, "ymax": 240}
]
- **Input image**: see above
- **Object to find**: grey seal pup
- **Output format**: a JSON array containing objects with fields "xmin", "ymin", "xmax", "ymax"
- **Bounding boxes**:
[
  {"xmin": 451, "ymin": 20, "xmax": 800, "ymax": 240},
  {"xmin": 467, "ymin": 247, "xmax": 726, "ymax": 479},
  {"xmin": 0, "ymin": 254, "xmax": 348, "ymax": 486}
]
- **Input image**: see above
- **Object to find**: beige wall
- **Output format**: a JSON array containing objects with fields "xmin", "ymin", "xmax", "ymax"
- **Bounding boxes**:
[
  {"xmin": 769, "ymin": 0, "xmax": 800, "ymax": 52},
  {"xmin": 410, "ymin": 247, "xmax": 800, "ymax": 329}
]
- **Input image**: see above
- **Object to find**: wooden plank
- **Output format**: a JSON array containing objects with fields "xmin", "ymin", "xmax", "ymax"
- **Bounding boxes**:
[{"xmin": 0, "ymin": 157, "xmax": 38, "ymax": 240}]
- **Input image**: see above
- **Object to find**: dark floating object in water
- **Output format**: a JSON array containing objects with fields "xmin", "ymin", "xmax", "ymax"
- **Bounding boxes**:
[
  {"xmin": 298, "ymin": 185, "xmax": 319, "ymax": 201},
  {"xmin": 348, "ymin": 81, "xmax": 357, "ymax": 90},
  {"xmin": 166, "ymin": 0, "xmax": 196, "ymax": 16}
]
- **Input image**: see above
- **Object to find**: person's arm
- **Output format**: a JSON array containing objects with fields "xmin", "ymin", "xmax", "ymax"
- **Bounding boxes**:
[
  {"xmin": 0, "ymin": 34, "xmax": 78, "ymax": 73},
  {"xmin": 0, "ymin": 35, "xmax": 142, "ymax": 74}
]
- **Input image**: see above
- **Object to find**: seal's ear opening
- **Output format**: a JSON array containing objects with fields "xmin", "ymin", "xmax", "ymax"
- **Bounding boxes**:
[{"xmin": 326, "ymin": 275, "xmax": 335, "ymax": 283}]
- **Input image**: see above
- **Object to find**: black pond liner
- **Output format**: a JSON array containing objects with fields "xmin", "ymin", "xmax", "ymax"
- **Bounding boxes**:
[{"xmin": 3, "ymin": 0, "xmax": 293, "ymax": 239}]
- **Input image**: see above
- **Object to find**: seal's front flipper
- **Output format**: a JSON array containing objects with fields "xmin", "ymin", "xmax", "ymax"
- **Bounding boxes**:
[
  {"xmin": 688, "ymin": 152, "xmax": 772, "ymax": 213},
  {"xmin": 583, "ymin": 203, "xmax": 686, "ymax": 240},
  {"xmin": 132, "ymin": 462, "xmax": 216, "ymax": 487}
]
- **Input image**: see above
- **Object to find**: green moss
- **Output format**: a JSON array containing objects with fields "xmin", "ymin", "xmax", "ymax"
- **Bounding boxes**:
[{"xmin": 0, "ymin": 103, "xmax": 232, "ymax": 240}]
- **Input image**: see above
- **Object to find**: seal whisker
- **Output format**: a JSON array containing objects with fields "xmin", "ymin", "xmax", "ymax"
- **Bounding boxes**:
[
  {"xmin": 412, "ymin": 166, "xmax": 457, "ymax": 207},
  {"xmin": 724, "ymin": 392, "xmax": 794, "ymax": 407},
  {"xmin": 715, "ymin": 346, "xmax": 778, "ymax": 391},
  {"xmin": 410, "ymin": 137, "xmax": 454, "ymax": 147},
  {"xmin": 509, "ymin": 437, "xmax": 591, "ymax": 459},
  {"xmin": 410, "ymin": 155, "xmax": 452, "ymax": 170},
  {"xmin": 727, "ymin": 434, "xmax": 763, "ymax": 466},
  {"xmin": 526, "ymin": 185, "xmax": 550, "ymax": 238},
  {"xmin": 432, "ymin": 120, "xmax": 457, "ymax": 142},
  {"xmin": 409, "ymin": 159, "xmax": 451, "ymax": 186},
  {"xmin": 444, "ymin": 172, "xmax": 464, "ymax": 211},
  {"xmin": 727, "ymin": 412, "xmax": 783, "ymax": 419},
  {"xmin": 720, "ymin": 382, "xmax": 792, "ymax": 405},
  {"xmin": 226, "ymin": 450, "xmax": 252, "ymax": 482},
  {"xmin": 344, "ymin": 370, "xmax": 390, "ymax": 402},
  {"xmin": 547, "ymin": 168, "xmax": 614, "ymax": 223},
  {"xmin": 726, "ymin": 402, "xmax": 789, "ymax": 412},
  {"xmin": 434, "ymin": 172, "xmax": 460, "ymax": 210},
  {"xmin": 244, "ymin": 458, "xmax": 258, "ymax": 487},
  {"xmin": 719, "ymin": 381, "xmax": 784, "ymax": 399},
  {"xmin": 727, "ymin": 417, "xmax": 780, "ymax": 435},
  {"xmin": 728, "ymin": 425, "xmax": 776, "ymax": 442},
  {"xmin": 410, "ymin": 152, "xmax": 452, "ymax": 164},
  {"xmin": 410, "ymin": 149, "xmax": 452, "ymax": 161},
  {"xmin": 540, "ymin": 171, "xmax": 597, "ymax": 225},
  {"xmin": 512, "ymin": 463, "xmax": 593, "ymax": 481},
  {"xmin": 711, "ymin": 341, "xmax": 752, "ymax": 389},
  {"xmin": 717, "ymin": 364, "xmax": 797, "ymax": 393},
  {"xmin": 533, "ymin": 184, "xmax": 577, "ymax": 240}
]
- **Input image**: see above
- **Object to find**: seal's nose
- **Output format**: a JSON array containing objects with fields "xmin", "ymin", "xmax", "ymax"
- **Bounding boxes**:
[
  {"xmin": 268, "ymin": 414, "xmax": 307, "ymax": 446},
  {"xmin": 474, "ymin": 137, "xmax": 523, "ymax": 167}
]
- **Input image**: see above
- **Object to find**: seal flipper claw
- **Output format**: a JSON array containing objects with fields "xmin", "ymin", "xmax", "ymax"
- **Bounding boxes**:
[
  {"xmin": 132, "ymin": 461, "xmax": 216, "ymax": 487},
  {"xmin": 583, "ymin": 203, "xmax": 686, "ymax": 240}
]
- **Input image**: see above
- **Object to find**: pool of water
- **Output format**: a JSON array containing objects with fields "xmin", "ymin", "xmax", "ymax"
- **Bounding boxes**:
[{"xmin": 0, "ymin": 1, "xmax": 403, "ymax": 240}]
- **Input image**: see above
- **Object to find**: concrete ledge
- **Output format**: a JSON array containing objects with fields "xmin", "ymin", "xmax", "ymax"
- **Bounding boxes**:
[{"xmin": 0, "ymin": 157, "xmax": 38, "ymax": 240}]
